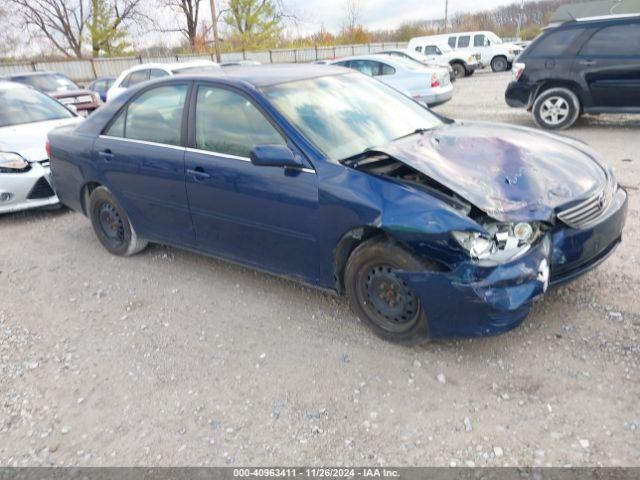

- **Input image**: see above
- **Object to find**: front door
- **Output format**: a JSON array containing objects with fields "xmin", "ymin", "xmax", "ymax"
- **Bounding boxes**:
[
  {"xmin": 184, "ymin": 84, "xmax": 320, "ymax": 283},
  {"xmin": 575, "ymin": 22, "xmax": 640, "ymax": 109},
  {"xmin": 95, "ymin": 83, "xmax": 194, "ymax": 245}
]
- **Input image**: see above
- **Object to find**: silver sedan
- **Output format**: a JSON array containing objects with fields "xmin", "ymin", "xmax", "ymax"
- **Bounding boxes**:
[{"xmin": 0, "ymin": 81, "xmax": 83, "ymax": 214}]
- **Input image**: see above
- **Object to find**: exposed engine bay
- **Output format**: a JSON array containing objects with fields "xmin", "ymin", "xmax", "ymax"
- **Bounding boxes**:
[{"xmin": 345, "ymin": 152, "xmax": 546, "ymax": 265}]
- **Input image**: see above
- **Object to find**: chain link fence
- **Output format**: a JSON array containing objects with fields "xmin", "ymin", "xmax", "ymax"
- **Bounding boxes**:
[{"xmin": 0, "ymin": 42, "xmax": 408, "ymax": 83}]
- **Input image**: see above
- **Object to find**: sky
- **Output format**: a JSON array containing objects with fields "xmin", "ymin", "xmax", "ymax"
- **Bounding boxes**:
[{"xmin": 277, "ymin": 0, "xmax": 524, "ymax": 36}]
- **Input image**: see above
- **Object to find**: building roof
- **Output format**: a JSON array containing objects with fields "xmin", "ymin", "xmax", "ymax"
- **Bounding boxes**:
[{"xmin": 550, "ymin": 0, "xmax": 640, "ymax": 22}]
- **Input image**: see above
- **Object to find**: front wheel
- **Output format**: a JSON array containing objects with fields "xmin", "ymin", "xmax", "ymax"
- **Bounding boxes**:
[
  {"xmin": 345, "ymin": 238, "xmax": 430, "ymax": 345},
  {"xmin": 89, "ymin": 186, "xmax": 148, "ymax": 256},
  {"xmin": 491, "ymin": 56, "xmax": 508, "ymax": 72},
  {"xmin": 532, "ymin": 87, "xmax": 581, "ymax": 130},
  {"xmin": 451, "ymin": 63, "xmax": 466, "ymax": 79}
]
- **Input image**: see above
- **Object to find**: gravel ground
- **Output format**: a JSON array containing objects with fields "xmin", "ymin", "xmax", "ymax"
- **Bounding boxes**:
[{"xmin": 0, "ymin": 70, "xmax": 638, "ymax": 467}]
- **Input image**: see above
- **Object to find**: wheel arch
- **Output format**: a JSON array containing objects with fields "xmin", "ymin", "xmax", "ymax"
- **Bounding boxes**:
[
  {"xmin": 79, "ymin": 181, "xmax": 103, "ymax": 216},
  {"xmin": 332, "ymin": 226, "xmax": 451, "ymax": 294},
  {"xmin": 528, "ymin": 80, "xmax": 584, "ymax": 111},
  {"xmin": 333, "ymin": 227, "xmax": 388, "ymax": 294}
]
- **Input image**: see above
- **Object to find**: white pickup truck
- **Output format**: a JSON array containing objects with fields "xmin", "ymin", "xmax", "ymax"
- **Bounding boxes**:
[
  {"xmin": 405, "ymin": 40, "xmax": 481, "ymax": 79},
  {"xmin": 409, "ymin": 31, "xmax": 523, "ymax": 72}
]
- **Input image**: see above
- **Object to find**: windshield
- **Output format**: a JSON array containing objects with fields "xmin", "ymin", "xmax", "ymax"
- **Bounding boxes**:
[
  {"xmin": 487, "ymin": 32, "xmax": 503, "ymax": 44},
  {"xmin": 12, "ymin": 73, "xmax": 79, "ymax": 92},
  {"xmin": 438, "ymin": 44, "xmax": 453, "ymax": 53},
  {"xmin": 261, "ymin": 73, "xmax": 442, "ymax": 161},
  {"xmin": 0, "ymin": 86, "xmax": 74, "ymax": 127}
]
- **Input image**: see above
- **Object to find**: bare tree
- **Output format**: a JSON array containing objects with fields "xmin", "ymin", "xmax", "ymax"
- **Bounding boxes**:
[
  {"xmin": 344, "ymin": 0, "xmax": 360, "ymax": 32},
  {"xmin": 162, "ymin": 0, "xmax": 204, "ymax": 48},
  {"xmin": 0, "ymin": 6, "xmax": 20, "ymax": 58},
  {"xmin": 9, "ymin": 0, "xmax": 88, "ymax": 58}
]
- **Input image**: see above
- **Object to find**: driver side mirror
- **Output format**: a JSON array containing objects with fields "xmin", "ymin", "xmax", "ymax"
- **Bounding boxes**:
[{"xmin": 250, "ymin": 145, "xmax": 304, "ymax": 169}]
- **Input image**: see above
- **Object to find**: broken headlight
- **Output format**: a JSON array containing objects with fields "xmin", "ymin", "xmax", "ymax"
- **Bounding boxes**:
[
  {"xmin": 452, "ymin": 222, "xmax": 542, "ymax": 265},
  {"xmin": 0, "ymin": 152, "xmax": 29, "ymax": 173}
]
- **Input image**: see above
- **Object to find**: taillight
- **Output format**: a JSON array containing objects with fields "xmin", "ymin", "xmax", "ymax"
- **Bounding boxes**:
[
  {"xmin": 431, "ymin": 72, "xmax": 440, "ymax": 88},
  {"xmin": 45, "ymin": 140, "xmax": 51, "ymax": 159},
  {"xmin": 513, "ymin": 62, "xmax": 525, "ymax": 81}
]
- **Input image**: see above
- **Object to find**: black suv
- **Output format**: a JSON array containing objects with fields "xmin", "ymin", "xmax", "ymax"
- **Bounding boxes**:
[{"xmin": 505, "ymin": 15, "xmax": 640, "ymax": 129}]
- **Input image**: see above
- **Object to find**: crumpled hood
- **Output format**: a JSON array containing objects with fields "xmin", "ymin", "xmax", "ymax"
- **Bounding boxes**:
[
  {"xmin": 0, "ymin": 117, "xmax": 82, "ymax": 162},
  {"xmin": 376, "ymin": 121, "xmax": 608, "ymax": 222}
]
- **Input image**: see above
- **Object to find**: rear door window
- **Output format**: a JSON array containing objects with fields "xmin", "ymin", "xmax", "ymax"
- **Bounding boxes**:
[
  {"xmin": 379, "ymin": 62, "xmax": 396, "ymax": 76},
  {"xmin": 349, "ymin": 60, "xmax": 378, "ymax": 76},
  {"xmin": 124, "ymin": 69, "xmax": 149, "ymax": 87},
  {"xmin": 105, "ymin": 84, "xmax": 188, "ymax": 146},
  {"xmin": 580, "ymin": 23, "xmax": 640, "ymax": 56},
  {"xmin": 149, "ymin": 68, "xmax": 170, "ymax": 79},
  {"xmin": 529, "ymin": 28, "xmax": 586, "ymax": 57},
  {"xmin": 457, "ymin": 35, "xmax": 471, "ymax": 48}
]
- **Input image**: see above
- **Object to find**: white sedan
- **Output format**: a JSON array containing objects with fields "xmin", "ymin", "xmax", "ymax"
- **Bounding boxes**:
[
  {"xmin": 106, "ymin": 60, "xmax": 219, "ymax": 101},
  {"xmin": 0, "ymin": 81, "xmax": 83, "ymax": 214},
  {"xmin": 329, "ymin": 54, "xmax": 453, "ymax": 107}
]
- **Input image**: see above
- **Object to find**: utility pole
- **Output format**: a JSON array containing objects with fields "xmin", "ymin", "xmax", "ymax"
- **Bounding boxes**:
[
  {"xmin": 209, "ymin": 0, "xmax": 221, "ymax": 63},
  {"xmin": 444, "ymin": 0, "xmax": 448, "ymax": 33}
]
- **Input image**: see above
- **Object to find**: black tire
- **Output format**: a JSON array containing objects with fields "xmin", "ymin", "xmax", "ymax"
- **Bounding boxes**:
[
  {"xmin": 345, "ymin": 238, "xmax": 430, "ymax": 345},
  {"xmin": 89, "ymin": 186, "xmax": 148, "ymax": 256},
  {"xmin": 466, "ymin": 68, "xmax": 475, "ymax": 77},
  {"xmin": 451, "ymin": 62, "xmax": 466, "ymax": 79},
  {"xmin": 491, "ymin": 56, "xmax": 508, "ymax": 72},
  {"xmin": 532, "ymin": 87, "xmax": 581, "ymax": 130}
]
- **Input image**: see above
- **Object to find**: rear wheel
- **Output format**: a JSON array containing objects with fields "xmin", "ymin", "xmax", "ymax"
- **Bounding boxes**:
[
  {"xmin": 89, "ymin": 186, "xmax": 148, "ymax": 256},
  {"xmin": 491, "ymin": 56, "xmax": 508, "ymax": 72},
  {"xmin": 345, "ymin": 238, "xmax": 430, "ymax": 345},
  {"xmin": 451, "ymin": 62, "xmax": 466, "ymax": 79},
  {"xmin": 532, "ymin": 87, "xmax": 581, "ymax": 130}
]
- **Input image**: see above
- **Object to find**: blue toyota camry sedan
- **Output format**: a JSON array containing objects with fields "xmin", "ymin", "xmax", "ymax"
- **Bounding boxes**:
[{"xmin": 48, "ymin": 64, "xmax": 627, "ymax": 344}]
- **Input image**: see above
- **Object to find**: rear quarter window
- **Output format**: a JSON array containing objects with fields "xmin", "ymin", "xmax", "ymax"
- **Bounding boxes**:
[
  {"xmin": 580, "ymin": 23, "xmax": 640, "ymax": 57},
  {"xmin": 528, "ymin": 28, "xmax": 586, "ymax": 57}
]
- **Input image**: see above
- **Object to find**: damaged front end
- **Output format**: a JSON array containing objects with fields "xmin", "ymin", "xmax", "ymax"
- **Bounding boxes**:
[
  {"xmin": 343, "ymin": 151, "xmax": 554, "ymax": 338},
  {"xmin": 397, "ymin": 236, "xmax": 551, "ymax": 338}
]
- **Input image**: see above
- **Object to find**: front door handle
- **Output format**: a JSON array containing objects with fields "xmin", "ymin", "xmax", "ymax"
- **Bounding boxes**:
[
  {"xmin": 580, "ymin": 59, "xmax": 596, "ymax": 66},
  {"xmin": 98, "ymin": 149, "xmax": 114, "ymax": 161},
  {"xmin": 187, "ymin": 167, "xmax": 211, "ymax": 180}
]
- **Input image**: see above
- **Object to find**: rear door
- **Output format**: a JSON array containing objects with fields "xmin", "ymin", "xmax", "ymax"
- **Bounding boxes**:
[
  {"xmin": 95, "ymin": 83, "xmax": 194, "ymax": 245},
  {"xmin": 575, "ymin": 21, "xmax": 640, "ymax": 109}
]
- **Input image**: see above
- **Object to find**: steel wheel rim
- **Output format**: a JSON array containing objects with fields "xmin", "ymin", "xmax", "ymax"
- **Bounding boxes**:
[
  {"xmin": 360, "ymin": 264, "xmax": 421, "ymax": 333},
  {"xmin": 540, "ymin": 96, "xmax": 570, "ymax": 125},
  {"xmin": 494, "ymin": 58, "xmax": 507, "ymax": 71},
  {"xmin": 98, "ymin": 202, "xmax": 125, "ymax": 243}
]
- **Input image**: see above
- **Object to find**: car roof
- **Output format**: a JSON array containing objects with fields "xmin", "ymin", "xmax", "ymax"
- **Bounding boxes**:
[
  {"xmin": 6, "ymin": 71, "xmax": 68, "ymax": 78},
  {"xmin": 125, "ymin": 60, "xmax": 216, "ymax": 73},
  {"xmin": 0, "ymin": 80, "xmax": 31, "ymax": 90},
  {"xmin": 184, "ymin": 63, "xmax": 351, "ymax": 87}
]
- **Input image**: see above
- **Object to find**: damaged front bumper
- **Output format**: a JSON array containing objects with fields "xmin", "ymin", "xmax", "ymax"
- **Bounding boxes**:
[{"xmin": 396, "ymin": 187, "xmax": 628, "ymax": 339}]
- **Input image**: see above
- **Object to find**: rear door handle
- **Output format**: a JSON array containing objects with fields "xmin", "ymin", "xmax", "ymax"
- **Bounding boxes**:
[
  {"xmin": 98, "ymin": 149, "xmax": 114, "ymax": 161},
  {"xmin": 187, "ymin": 167, "xmax": 211, "ymax": 180},
  {"xmin": 580, "ymin": 59, "xmax": 596, "ymax": 66}
]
